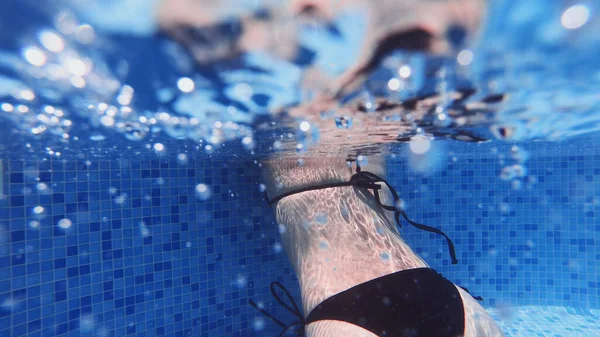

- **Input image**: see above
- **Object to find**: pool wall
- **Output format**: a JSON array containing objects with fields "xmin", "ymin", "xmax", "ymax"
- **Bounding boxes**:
[{"xmin": 0, "ymin": 141, "xmax": 598, "ymax": 336}]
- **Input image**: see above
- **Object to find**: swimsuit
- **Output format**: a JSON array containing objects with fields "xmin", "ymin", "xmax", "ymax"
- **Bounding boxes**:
[
  {"xmin": 252, "ymin": 268, "xmax": 467, "ymax": 337},
  {"xmin": 253, "ymin": 164, "xmax": 478, "ymax": 336}
]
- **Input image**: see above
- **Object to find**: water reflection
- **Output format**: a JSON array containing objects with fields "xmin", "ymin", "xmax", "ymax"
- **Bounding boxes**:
[{"xmin": 0, "ymin": 1, "xmax": 599, "ymax": 159}]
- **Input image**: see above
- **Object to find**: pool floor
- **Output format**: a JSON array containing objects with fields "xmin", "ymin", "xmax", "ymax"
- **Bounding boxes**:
[{"xmin": 488, "ymin": 306, "xmax": 600, "ymax": 337}]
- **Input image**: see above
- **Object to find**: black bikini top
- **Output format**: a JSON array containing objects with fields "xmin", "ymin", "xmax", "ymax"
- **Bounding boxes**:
[{"xmin": 250, "ymin": 268, "xmax": 472, "ymax": 337}]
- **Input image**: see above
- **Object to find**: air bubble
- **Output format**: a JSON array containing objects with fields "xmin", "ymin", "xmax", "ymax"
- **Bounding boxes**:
[
  {"xmin": 39, "ymin": 30, "xmax": 65, "ymax": 53},
  {"xmin": 278, "ymin": 224, "xmax": 286, "ymax": 234},
  {"xmin": 299, "ymin": 121, "xmax": 310, "ymax": 132},
  {"xmin": 57, "ymin": 218, "xmax": 72, "ymax": 229},
  {"xmin": 195, "ymin": 184, "xmax": 212, "ymax": 200},
  {"xmin": 234, "ymin": 275, "xmax": 247, "ymax": 288},
  {"xmin": 153, "ymin": 143, "xmax": 165, "ymax": 152},
  {"xmin": 253, "ymin": 318, "xmax": 265, "ymax": 331},
  {"xmin": 241, "ymin": 136, "xmax": 255, "ymax": 150},
  {"xmin": 23, "ymin": 46, "xmax": 46, "ymax": 66},
  {"xmin": 395, "ymin": 199, "xmax": 406, "ymax": 210},
  {"xmin": 177, "ymin": 77, "xmax": 195, "ymax": 93},
  {"xmin": 114, "ymin": 194, "xmax": 127, "ymax": 204},
  {"xmin": 177, "ymin": 153, "xmax": 189, "ymax": 165},
  {"xmin": 398, "ymin": 65, "xmax": 411, "ymax": 79},
  {"xmin": 120, "ymin": 122, "xmax": 148, "ymax": 141}
]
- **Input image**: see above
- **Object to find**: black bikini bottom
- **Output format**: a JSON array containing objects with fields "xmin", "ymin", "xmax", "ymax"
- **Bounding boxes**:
[
  {"xmin": 251, "ymin": 267, "xmax": 466, "ymax": 337},
  {"xmin": 305, "ymin": 267, "xmax": 465, "ymax": 337}
]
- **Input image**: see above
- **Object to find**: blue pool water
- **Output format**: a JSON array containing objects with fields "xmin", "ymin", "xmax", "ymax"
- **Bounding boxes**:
[{"xmin": 1, "ymin": 0, "xmax": 600, "ymax": 336}]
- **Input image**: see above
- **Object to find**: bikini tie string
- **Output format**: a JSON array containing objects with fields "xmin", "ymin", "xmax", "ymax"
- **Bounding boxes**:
[
  {"xmin": 264, "ymin": 164, "xmax": 459, "ymax": 265},
  {"xmin": 248, "ymin": 282, "xmax": 306, "ymax": 337}
]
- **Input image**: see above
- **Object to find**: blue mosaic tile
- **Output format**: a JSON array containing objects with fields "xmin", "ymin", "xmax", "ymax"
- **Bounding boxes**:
[{"xmin": 0, "ymin": 140, "xmax": 599, "ymax": 336}]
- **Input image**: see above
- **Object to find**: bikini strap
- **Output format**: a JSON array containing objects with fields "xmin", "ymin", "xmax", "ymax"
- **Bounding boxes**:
[
  {"xmin": 264, "ymin": 163, "xmax": 459, "ymax": 264},
  {"xmin": 248, "ymin": 282, "xmax": 307, "ymax": 337}
]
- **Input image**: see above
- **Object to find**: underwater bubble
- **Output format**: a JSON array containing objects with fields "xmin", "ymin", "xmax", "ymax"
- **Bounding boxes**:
[
  {"xmin": 36, "ymin": 183, "xmax": 48, "ymax": 191},
  {"xmin": 57, "ymin": 218, "xmax": 72, "ymax": 229},
  {"xmin": 561, "ymin": 5, "xmax": 589, "ymax": 30},
  {"xmin": 29, "ymin": 221, "xmax": 40, "ymax": 229},
  {"xmin": 512, "ymin": 164, "xmax": 527, "ymax": 177},
  {"xmin": 395, "ymin": 199, "xmax": 406, "ymax": 210},
  {"xmin": 116, "ymin": 85, "xmax": 134, "ymax": 106},
  {"xmin": 273, "ymin": 140, "xmax": 282, "ymax": 149},
  {"xmin": 273, "ymin": 243, "xmax": 282, "ymax": 253},
  {"xmin": 241, "ymin": 136, "xmax": 255, "ymax": 150},
  {"xmin": 15, "ymin": 89, "xmax": 35, "ymax": 101},
  {"xmin": 65, "ymin": 58, "xmax": 89, "ymax": 77},
  {"xmin": 409, "ymin": 136, "xmax": 431, "ymax": 154},
  {"xmin": 258, "ymin": 184, "xmax": 266, "ymax": 192},
  {"xmin": 433, "ymin": 110, "xmax": 452, "ymax": 128},
  {"xmin": 387, "ymin": 78, "xmax": 402, "ymax": 91},
  {"xmin": 195, "ymin": 184, "xmax": 212, "ymax": 200},
  {"xmin": 1, "ymin": 103, "xmax": 13, "ymax": 112},
  {"xmin": 153, "ymin": 143, "xmax": 165, "ymax": 153},
  {"xmin": 204, "ymin": 144, "xmax": 214, "ymax": 154},
  {"xmin": 511, "ymin": 180, "xmax": 522, "ymax": 190},
  {"xmin": 398, "ymin": 65, "xmax": 411, "ymax": 79},
  {"xmin": 278, "ymin": 224, "xmax": 286, "ymax": 234},
  {"xmin": 114, "ymin": 193, "xmax": 127, "ymax": 204},
  {"xmin": 363, "ymin": 91, "xmax": 376, "ymax": 112},
  {"xmin": 32, "ymin": 206, "xmax": 44, "ymax": 215},
  {"xmin": 253, "ymin": 318, "xmax": 265, "ymax": 331},
  {"xmin": 500, "ymin": 166, "xmax": 516, "ymax": 181},
  {"xmin": 499, "ymin": 203, "xmax": 510, "ymax": 213},
  {"xmin": 176, "ymin": 153, "xmax": 188, "ymax": 165},
  {"xmin": 22, "ymin": 46, "xmax": 46, "ymax": 66},
  {"xmin": 185, "ymin": 241, "xmax": 191, "ymax": 248},
  {"xmin": 357, "ymin": 155, "xmax": 368, "ymax": 166},
  {"xmin": 164, "ymin": 117, "xmax": 190, "ymax": 139},
  {"xmin": 75, "ymin": 24, "xmax": 95, "ymax": 44},
  {"xmin": 39, "ymin": 30, "xmax": 65, "ymax": 53},
  {"xmin": 335, "ymin": 116, "xmax": 352, "ymax": 129},
  {"xmin": 140, "ymin": 226, "xmax": 150, "ymax": 237},
  {"xmin": 234, "ymin": 275, "xmax": 247, "ymax": 288},
  {"xmin": 297, "ymin": 158, "xmax": 304, "ymax": 167},
  {"xmin": 319, "ymin": 241, "xmax": 328, "ymax": 249},
  {"xmin": 108, "ymin": 187, "xmax": 117, "ymax": 195},
  {"xmin": 177, "ymin": 77, "xmax": 195, "ymax": 93},
  {"xmin": 510, "ymin": 146, "xmax": 529, "ymax": 163},
  {"xmin": 457, "ymin": 50, "xmax": 473, "ymax": 66},
  {"xmin": 315, "ymin": 213, "xmax": 328, "ymax": 225},
  {"xmin": 71, "ymin": 76, "xmax": 86, "ymax": 88},
  {"xmin": 120, "ymin": 122, "xmax": 148, "ymax": 141},
  {"xmin": 100, "ymin": 115, "xmax": 114, "ymax": 127},
  {"xmin": 299, "ymin": 121, "xmax": 311, "ymax": 132},
  {"xmin": 78, "ymin": 314, "xmax": 94, "ymax": 333}
]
